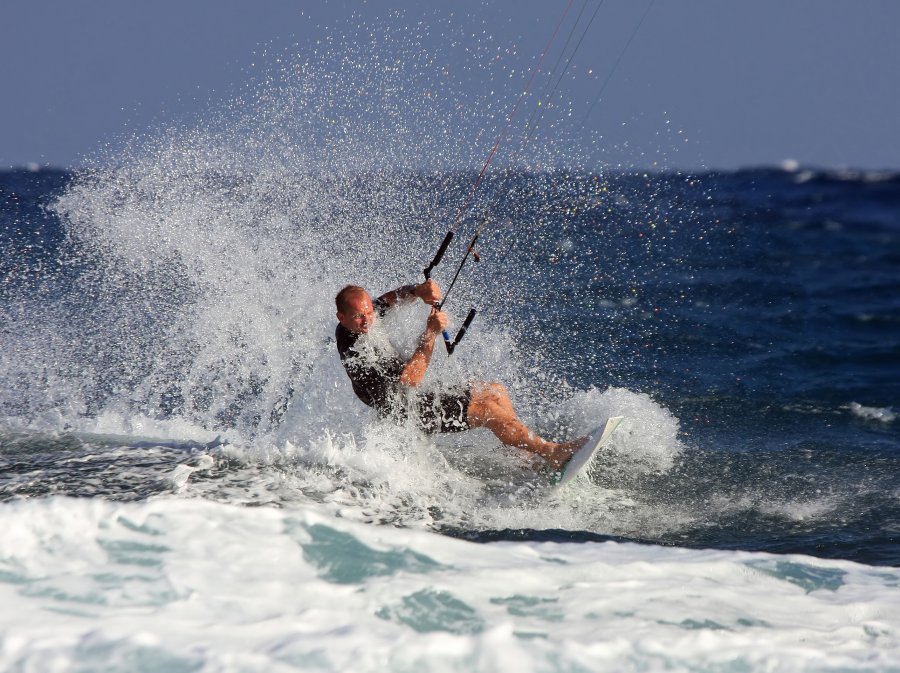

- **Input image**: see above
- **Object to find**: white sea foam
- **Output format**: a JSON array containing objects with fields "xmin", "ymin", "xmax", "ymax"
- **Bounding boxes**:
[
  {"xmin": 847, "ymin": 402, "xmax": 897, "ymax": 424},
  {"xmin": 779, "ymin": 158, "xmax": 800, "ymax": 172},
  {"xmin": 0, "ymin": 497, "xmax": 897, "ymax": 673},
  {"xmin": 564, "ymin": 385, "xmax": 682, "ymax": 474},
  {"xmin": 15, "ymin": 375, "xmax": 684, "ymax": 541}
]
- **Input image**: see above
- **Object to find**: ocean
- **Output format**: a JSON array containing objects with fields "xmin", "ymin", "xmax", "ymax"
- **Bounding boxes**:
[
  {"xmin": 2, "ymin": 18, "xmax": 900, "ymax": 668},
  {"xmin": 2, "ymin": 160, "xmax": 898, "ymax": 672}
]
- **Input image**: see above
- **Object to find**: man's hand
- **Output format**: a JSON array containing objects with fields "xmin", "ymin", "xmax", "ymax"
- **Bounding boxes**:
[
  {"xmin": 426, "ymin": 306, "xmax": 449, "ymax": 334},
  {"xmin": 415, "ymin": 279, "xmax": 442, "ymax": 305}
]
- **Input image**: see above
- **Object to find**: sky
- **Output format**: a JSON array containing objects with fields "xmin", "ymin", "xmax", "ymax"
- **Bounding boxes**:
[{"xmin": 2, "ymin": 0, "xmax": 898, "ymax": 171}]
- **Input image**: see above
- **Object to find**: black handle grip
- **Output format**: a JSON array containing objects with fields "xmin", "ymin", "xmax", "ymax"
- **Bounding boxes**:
[
  {"xmin": 442, "ymin": 329, "xmax": 453, "ymax": 354},
  {"xmin": 424, "ymin": 231, "xmax": 454, "ymax": 279},
  {"xmin": 446, "ymin": 308, "xmax": 477, "ymax": 355}
]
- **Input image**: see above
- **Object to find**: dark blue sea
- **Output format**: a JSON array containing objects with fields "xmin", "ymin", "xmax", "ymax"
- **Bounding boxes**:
[{"xmin": 2, "ymin": 163, "xmax": 899, "ymax": 670}]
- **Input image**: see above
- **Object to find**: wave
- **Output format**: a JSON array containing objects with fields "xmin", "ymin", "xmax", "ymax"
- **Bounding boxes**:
[{"xmin": 1, "ymin": 496, "xmax": 898, "ymax": 673}]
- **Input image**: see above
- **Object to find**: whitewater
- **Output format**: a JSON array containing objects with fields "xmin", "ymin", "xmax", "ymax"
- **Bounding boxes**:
[{"xmin": 2, "ymin": 497, "xmax": 898, "ymax": 672}]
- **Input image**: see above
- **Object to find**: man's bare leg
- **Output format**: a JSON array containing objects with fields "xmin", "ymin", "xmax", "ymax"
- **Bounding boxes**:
[{"xmin": 465, "ymin": 382, "xmax": 584, "ymax": 469}]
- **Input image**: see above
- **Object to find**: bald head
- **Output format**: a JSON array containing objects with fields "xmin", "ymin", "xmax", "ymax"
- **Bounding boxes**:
[
  {"xmin": 335, "ymin": 285, "xmax": 375, "ymax": 334},
  {"xmin": 335, "ymin": 285, "xmax": 368, "ymax": 313}
]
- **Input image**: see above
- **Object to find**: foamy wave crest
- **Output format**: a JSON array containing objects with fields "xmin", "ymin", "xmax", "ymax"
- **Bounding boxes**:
[
  {"xmin": 2, "ymin": 497, "xmax": 898, "ymax": 673},
  {"xmin": 847, "ymin": 402, "xmax": 896, "ymax": 424}
]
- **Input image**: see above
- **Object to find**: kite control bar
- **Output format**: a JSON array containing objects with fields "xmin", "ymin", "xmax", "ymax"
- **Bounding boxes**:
[{"xmin": 423, "ymin": 229, "xmax": 480, "ymax": 355}]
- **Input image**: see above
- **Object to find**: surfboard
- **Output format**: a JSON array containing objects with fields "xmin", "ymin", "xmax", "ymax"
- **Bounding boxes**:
[{"xmin": 552, "ymin": 416, "xmax": 624, "ymax": 487}]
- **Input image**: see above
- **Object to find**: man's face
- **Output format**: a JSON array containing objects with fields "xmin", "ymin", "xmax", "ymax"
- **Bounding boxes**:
[{"xmin": 337, "ymin": 293, "xmax": 376, "ymax": 334}]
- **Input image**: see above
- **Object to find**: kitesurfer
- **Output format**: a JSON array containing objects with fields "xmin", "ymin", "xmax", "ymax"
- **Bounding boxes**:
[{"xmin": 335, "ymin": 280, "xmax": 584, "ymax": 469}]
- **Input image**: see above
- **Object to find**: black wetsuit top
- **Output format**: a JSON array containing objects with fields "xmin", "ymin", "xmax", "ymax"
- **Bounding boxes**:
[
  {"xmin": 334, "ymin": 297, "xmax": 402, "ymax": 417},
  {"xmin": 335, "ymin": 294, "xmax": 470, "ymax": 433}
]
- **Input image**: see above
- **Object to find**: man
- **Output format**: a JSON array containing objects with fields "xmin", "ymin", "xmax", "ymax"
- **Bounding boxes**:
[{"xmin": 334, "ymin": 279, "xmax": 584, "ymax": 469}]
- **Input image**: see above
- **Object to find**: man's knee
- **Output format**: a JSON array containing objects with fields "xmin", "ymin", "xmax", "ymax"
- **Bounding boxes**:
[
  {"xmin": 469, "ymin": 381, "xmax": 513, "ymax": 421},
  {"xmin": 474, "ymin": 381, "xmax": 508, "ymax": 403}
]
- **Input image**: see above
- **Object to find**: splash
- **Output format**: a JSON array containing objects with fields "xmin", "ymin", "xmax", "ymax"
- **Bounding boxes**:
[{"xmin": 0, "ymin": 13, "xmax": 694, "ymax": 538}]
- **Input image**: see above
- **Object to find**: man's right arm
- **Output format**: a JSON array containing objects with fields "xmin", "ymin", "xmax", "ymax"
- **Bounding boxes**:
[{"xmin": 399, "ymin": 307, "xmax": 448, "ymax": 387}]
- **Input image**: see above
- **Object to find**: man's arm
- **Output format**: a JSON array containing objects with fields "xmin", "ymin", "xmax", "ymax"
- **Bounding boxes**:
[
  {"xmin": 376, "ymin": 279, "xmax": 442, "ymax": 309},
  {"xmin": 399, "ymin": 307, "xmax": 448, "ymax": 387}
]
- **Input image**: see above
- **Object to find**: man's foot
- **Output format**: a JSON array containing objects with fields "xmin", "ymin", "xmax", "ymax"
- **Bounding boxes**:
[{"xmin": 540, "ymin": 437, "xmax": 587, "ymax": 471}]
